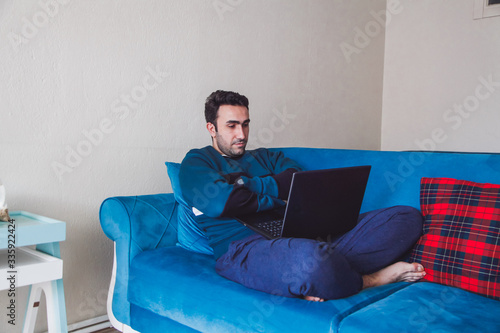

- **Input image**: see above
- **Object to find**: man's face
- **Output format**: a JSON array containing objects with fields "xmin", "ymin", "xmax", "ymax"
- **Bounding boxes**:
[{"xmin": 207, "ymin": 104, "xmax": 250, "ymax": 157}]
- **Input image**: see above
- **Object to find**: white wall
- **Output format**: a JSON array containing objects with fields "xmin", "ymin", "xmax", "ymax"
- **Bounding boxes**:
[
  {"xmin": 0, "ymin": 1, "xmax": 386, "ymax": 331},
  {"xmin": 382, "ymin": 0, "xmax": 500, "ymax": 152}
]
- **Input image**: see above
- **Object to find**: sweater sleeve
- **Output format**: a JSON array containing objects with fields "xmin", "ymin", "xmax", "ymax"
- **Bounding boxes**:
[
  {"xmin": 239, "ymin": 149, "xmax": 303, "ymax": 200},
  {"xmin": 179, "ymin": 150, "xmax": 285, "ymax": 218}
]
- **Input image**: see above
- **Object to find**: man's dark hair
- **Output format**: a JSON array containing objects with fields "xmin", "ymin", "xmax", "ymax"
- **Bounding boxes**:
[{"xmin": 205, "ymin": 90, "xmax": 249, "ymax": 130}]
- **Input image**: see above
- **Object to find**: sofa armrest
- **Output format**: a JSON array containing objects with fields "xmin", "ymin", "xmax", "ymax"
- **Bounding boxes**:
[{"xmin": 99, "ymin": 193, "xmax": 178, "ymax": 327}]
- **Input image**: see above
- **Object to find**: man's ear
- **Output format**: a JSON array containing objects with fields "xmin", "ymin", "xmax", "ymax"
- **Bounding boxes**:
[{"xmin": 206, "ymin": 122, "xmax": 217, "ymax": 138}]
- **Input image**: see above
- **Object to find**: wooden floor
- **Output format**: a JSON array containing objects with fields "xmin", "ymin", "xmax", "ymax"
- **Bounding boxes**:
[{"xmin": 94, "ymin": 328, "xmax": 120, "ymax": 333}]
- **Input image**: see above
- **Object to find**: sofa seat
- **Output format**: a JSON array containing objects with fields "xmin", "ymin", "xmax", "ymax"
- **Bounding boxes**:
[
  {"xmin": 129, "ymin": 246, "xmax": 414, "ymax": 333},
  {"xmin": 338, "ymin": 282, "xmax": 500, "ymax": 332}
]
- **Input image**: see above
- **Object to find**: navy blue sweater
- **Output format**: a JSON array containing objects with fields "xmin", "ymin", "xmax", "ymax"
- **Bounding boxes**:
[{"xmin": 179, "ymin": 146, "xmax": 302, "ymax": 258}]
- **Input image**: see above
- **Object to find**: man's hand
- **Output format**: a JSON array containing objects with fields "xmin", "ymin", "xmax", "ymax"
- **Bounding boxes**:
[{"xmin": 235, "ymin": 175, "xmax": 279, "ymax": 198}]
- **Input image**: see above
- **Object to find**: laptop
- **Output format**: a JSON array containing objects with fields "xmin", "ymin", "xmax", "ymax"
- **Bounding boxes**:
[{"xmin": 235, "ymin": 165, "xmax": 371, "ymax": 240}]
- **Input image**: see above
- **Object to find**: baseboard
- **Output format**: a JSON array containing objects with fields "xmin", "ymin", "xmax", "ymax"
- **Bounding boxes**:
[
  {"xmin": 42, "ymin": 315, "xmax": 112, "ymax": 333},
  {"xmin": 68, "ymin": 314, "xmax": 112, "ymax": 332}
]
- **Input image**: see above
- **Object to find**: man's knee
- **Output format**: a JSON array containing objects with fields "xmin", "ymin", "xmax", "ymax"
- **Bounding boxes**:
[
  {"xmin": 391, "ymin": 205, "xmax": 424, "ymax": 236},
  {"xmin": 389, "ymin": 205, "xmax": 421, "ymax": 216},
  {"xmin": 286, "ymin": 249, "xmax": 362, "ymax": 300}
]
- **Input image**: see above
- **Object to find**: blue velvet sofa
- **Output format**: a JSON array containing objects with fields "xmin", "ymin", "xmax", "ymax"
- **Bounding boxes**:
[{"xmin": 100, "ymin": 148, "xmax": 500, "ymax": 332}]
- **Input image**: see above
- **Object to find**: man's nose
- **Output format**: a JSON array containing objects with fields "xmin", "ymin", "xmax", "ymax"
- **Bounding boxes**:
[{"xmin": 235, "ymin": 125, "xmax": 246, "ymax": 139}]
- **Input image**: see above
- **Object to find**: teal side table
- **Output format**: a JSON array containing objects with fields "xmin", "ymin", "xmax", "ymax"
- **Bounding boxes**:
[{"xmin": 0, "ymin": 211, "xmax": 67, "ymax": 333}]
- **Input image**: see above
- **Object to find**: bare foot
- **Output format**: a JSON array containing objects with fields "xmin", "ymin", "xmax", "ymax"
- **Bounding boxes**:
[
  {"xmin": 303, "ymin": 295, "xmax": 325, "ymax": 302},
  {"xmin": 362, "ymin": 262, "xmax": 425, "ymax": 290}
]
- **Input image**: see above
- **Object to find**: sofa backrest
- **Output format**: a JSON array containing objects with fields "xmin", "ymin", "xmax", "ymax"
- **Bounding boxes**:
[{"xmin": 274, "ymin": 148, "xmax": 500, "ymax": 213}]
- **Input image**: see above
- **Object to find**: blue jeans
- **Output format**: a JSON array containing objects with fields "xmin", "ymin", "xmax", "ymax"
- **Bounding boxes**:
[{"xmin": 215, "ymin": 206, "xmax": 423, "ymax": 300}]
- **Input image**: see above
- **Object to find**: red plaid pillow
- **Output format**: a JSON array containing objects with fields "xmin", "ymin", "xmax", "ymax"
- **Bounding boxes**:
[{"xmin": 410, "ymin": 177, "xmax": 500, "ymax": 300}]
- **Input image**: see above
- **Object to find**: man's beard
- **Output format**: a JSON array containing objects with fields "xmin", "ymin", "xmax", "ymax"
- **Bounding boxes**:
[{"xmin": 215, "ymin": 134, "xmax": 247, "ymax": 157}]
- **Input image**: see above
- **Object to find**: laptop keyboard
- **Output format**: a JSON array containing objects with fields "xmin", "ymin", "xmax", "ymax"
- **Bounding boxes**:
[{"xmin": 256, "ymin": 219, "xmax": 283, "ymax": 238}]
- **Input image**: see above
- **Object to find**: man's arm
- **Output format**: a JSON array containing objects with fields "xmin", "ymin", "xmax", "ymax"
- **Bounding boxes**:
[
  {"xmin": 236, "ymin": 168, "xmax": 296, "ymax": 200},
  {"xmin": 237, "ymin": 149, "xmax": 302, "ymax": 200},
  {"xmin": 179, "ymin": 151, "xmax": 284, "ymax": 218}
]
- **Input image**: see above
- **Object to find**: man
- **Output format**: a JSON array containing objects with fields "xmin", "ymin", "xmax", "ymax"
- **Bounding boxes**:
[{"xmin": 179, "ymin": 90, "xmax": 425, "ymax": 301}]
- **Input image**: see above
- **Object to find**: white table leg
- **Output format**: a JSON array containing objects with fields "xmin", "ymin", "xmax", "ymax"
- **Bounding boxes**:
[
  {"xmin": 22, "ymin": 279, "xmax": 68, "ymax": 333},
  {"xmin": 22, "ymin": 284, "xmax": 42, "ymax": 333}
]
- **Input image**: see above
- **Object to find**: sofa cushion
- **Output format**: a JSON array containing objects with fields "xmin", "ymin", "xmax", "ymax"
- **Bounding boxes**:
[
  {"xmin": 410, "ymin": 177, "xmax": 500, "ymax": 300},
  {"xmin": 128, "ymin": 246, "xmax": 411, "ymax": 333},
  {"xmin": 165, "ymin": 162, "xmax": 213, "ymax": 255},
  {"xmin": 338, "ymin": 282, "xmax": 500, "ymax": 332}
]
